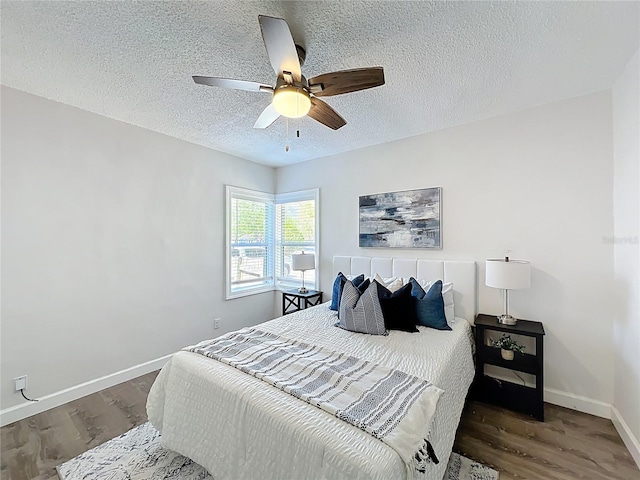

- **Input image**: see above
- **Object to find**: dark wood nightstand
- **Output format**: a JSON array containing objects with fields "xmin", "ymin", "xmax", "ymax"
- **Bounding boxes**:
[
  {"xmin": 282, "ymin": 289, "xmax": 323, "ymax": 315},
  {"xmin": 472, "ymin": 313, "xmax": 546, "ymax": 421}
]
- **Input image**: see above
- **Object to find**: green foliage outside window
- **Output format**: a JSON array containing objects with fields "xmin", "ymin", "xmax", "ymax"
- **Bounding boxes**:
[
  {"xmin": 231, "ymin": 199, "xmax": 267, "ymax": 242},
  {"xmin": 281, "ymin": 200, "xmax": 314, "ymax": 243}
]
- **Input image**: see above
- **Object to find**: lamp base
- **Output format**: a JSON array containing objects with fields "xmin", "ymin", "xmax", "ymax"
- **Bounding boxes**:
[
  {"xmin": 297, "ymin": 287, "xmax": 309, "ymax": 294},
  {"xmin": 497, "ymin": 314, "xmax": 518, "ymax": 325}
]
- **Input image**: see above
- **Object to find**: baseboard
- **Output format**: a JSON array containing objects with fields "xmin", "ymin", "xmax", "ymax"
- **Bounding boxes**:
[
  {"xmin": 0, "ymin": 354, "xmax": 172, "ymax": 427},
  {"xmin": 479, "ymin": 369, "xmax": 613, "ymax": 419},
  {"xmin": 544, "ymin": 387, "xmax": 612, "ymax": 419},
  {"xmin": 612, "ymin": 406, "xmax": 640, "ymax": 469}
]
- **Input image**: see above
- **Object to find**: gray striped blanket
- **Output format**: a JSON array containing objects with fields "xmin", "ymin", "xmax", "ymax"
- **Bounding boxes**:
[{"xmin": 187, "ymin": 328, "xmax": 443, "ymax": 475}]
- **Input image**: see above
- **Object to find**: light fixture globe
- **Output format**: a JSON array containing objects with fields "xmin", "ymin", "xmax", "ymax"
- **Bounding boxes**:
[{"xmin": 272, "ymin": 85, "xmax": 311, "ymax": 118}]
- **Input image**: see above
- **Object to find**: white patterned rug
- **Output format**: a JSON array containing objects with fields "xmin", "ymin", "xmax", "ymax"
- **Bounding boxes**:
[{"xmin": 57, "ymin": 422, "xmax": 498, "ymax": 480}]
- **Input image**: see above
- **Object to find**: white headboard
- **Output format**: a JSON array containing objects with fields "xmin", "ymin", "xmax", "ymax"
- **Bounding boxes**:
[{"xmin": 333, "ymin": 256, "xmax": 477, "ymax": 323}]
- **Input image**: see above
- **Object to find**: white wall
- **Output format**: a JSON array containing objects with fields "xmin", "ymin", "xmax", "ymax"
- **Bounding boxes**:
[
  {"xmin": 0, "ymin": 80, "xmax": 629, "ymax": 438},
  {"xmin": 277, "ymin": 91, "xmax": 615, "ymax": 413},
  {"xmin": 0, "ymin": 86, "xmax": 276, "ymax": 417},
  {"xmin": 612, "ymin": 50, "xmax": 640, "ymax": 465}
]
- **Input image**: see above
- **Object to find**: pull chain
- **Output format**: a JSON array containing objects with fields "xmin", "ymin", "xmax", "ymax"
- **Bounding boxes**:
[
  {"xmin": 285, "ymin": 117, "xmax": 289, "ymax": 152},
  {"xmin": 297, "ymin": 88, "xmax": 300, "ymax": 138},
  {"xmin": 284, "ymin": 89, "xmax": 304, "ymax": 151}
]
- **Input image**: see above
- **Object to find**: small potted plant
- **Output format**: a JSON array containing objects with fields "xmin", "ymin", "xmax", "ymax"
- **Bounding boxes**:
[{"xmin": 491, "ymin": 334, "xmax": 525, "ymax": 360}]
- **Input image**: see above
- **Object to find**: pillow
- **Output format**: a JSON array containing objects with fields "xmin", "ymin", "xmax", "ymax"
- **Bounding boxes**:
[
  {"xmin": 373, "ymin": 273, "xmax": 404, "ymax": 292},
  {"xmin": 408, "ymin": 278, "xmax": 455, "ymax": 325},
  {"xmin": 337, "ymin": 278, "xmax": 371, "ymax": 319},
  {"xmin": 375, "ymin": 282, "xmax": 419, "ymax": 332},
  {"xmin": 330, "ymin": 273, "xmax": 365, "ymax": 310},
  {"xmin": 336, "ymin": 280, "xmax": 387, "ymax": 335},
  {"xmin": 409, "ymin": 279, "xmax": 451, "ymax": 330},
  {"xmin": 356, "ymin": 278, "xmax": 371, "ymax": 293},
  {"xmin": 409, "ymin": 277, "xmax": 427, "ymax": 298}
]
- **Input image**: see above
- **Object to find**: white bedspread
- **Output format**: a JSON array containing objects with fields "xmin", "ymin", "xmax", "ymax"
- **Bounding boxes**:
[{"xmin": 147, "ymin": 303, "xmax": 475, "ymax": 480}]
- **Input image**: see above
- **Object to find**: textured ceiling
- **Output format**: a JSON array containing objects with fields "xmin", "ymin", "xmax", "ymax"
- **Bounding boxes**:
[{"xmin": 1, "ymin": 1, "xmax": 638, "ymax": 167}]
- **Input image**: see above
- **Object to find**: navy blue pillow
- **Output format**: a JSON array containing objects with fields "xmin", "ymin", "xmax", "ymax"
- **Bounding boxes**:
[
  {"xmin": 356, "ymin": 278, "xmax": 371, "ymax": 294},
  {"xmin": 375, "ymin": 282, "xmax": 419, "ymax": 332},
  {"xmin": 330, "ymin": 273, "xmax": 365, "ymax": 310},
  {"xmin": 409, "ymin": 277, "xmax": 427, "ymax": 299},
  {"xmin": 410, "ymin": 279, "xmax": 450, "ymax": 331}
]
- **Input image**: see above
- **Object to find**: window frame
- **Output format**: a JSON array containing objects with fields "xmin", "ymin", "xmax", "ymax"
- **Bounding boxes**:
[
  {"xmin": 225, "ymin": 185, "xmax": 275, "ymax": 300},
  {"xmin": 275, "ymin": 188, "xmax": 320, "ymax": 291},
  {"xmin": 225, "ymin": 185, "xmax": 319, "ymax": 299}
]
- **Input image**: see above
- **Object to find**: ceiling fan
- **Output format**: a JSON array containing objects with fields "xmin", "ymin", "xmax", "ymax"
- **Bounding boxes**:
[{"xmin": 193, "ymin": 15, "xmax": 385, "ymax": 131}]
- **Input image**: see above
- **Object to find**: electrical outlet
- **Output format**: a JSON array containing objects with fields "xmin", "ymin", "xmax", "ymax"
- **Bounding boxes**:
[
  {"xmin": 214, "ymin": 318, "xmax": 221, "ymax": 330},
  {"xmin": 14, "ymin": 375, "xmax": 27, "ymax": 392}
]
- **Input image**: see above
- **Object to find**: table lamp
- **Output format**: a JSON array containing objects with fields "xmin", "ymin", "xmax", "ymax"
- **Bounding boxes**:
[
  {"xmin": 486, "ymin": 257, "xmax": 531, "ymax": 325},
  {"xmin": 291, "ymin": 252, "xmax": 315, "ymax": 294}
]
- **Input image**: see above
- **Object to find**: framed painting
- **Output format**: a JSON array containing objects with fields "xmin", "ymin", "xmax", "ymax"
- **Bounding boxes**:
[{"xmin": 359, "ymin": 187, "xmax": 442, "ymax": 248}]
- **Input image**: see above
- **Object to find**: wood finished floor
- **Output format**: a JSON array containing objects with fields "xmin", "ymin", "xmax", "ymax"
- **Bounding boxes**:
[
  {"xmin": 1, "ymin": 371, "xmax": 638, "ymax": 480},
  {"xmin": 0, "ymin": 372, "xmax": 158, "ymax": 480},
  {"xmin": 454, "ymin": 401, "xmax": 639, "ymax": 480}
]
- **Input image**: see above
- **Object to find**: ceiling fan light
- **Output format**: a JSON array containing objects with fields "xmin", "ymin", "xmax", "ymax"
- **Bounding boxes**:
[{"xmin": 272, "ymin": 85, "xmax": 311, "ymax": 118}]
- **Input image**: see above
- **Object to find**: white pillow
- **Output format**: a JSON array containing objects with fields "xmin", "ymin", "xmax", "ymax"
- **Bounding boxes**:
[
  {"xmin": 407, "ymin": 278, "xmax": 455, "ymax": 325},
  {"xmin": 373, "ymin": 273, "xmax": 404, "ymax": 292},
  {"xmin": 441, "ymin": 282, "xmax": 455, "ymax": 325}
]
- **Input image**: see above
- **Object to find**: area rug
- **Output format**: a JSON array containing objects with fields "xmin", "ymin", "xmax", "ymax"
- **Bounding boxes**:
[{"xmin": 57, "ymin": 422, "xmax": 498, "ymax": 480}]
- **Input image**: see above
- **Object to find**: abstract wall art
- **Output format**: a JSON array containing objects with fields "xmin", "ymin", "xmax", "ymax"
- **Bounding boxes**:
[{"xmin": 359, "ymin": 187, "xmax": 442, "ymax": 248}]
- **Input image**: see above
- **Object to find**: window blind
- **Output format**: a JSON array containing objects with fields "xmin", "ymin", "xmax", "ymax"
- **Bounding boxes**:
[
  {"xmin": 226, "ymin": 186, "xmax": 275, "ymax": 299},
  {"xmin": 275, "ymin": 189, "xmax": 319, "ymax": 290},
  {"xmin": 225, "ymin": 186, "xmax": 318, "ymax": 298}
]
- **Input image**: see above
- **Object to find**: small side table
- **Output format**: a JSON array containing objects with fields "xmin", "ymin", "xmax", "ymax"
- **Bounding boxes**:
[
  {"xmin": 473, "ymin": 314, "xmax": 545, "ymax": 421},
  {"xmin": 282, "ymin": 289, "xmax": 323, "ymax": 315}
]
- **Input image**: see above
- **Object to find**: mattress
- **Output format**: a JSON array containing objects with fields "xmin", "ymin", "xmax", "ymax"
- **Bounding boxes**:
[{"xmin": 147, "ymin": 302, "xmax": 475, "ymax": 480}]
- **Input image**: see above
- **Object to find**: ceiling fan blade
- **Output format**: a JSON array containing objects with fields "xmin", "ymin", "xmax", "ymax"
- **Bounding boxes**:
[
  {"xmin": 254, "ymin": 102, "xmax": 281, "ymax": 129},
  {"xmin": 308, "ymin": 67, "xmax": 385, "ymax": 97},
  {"xmin": 307, "ymin": 97, "xmax": 346, "ymax": 130},
  {"xmin": 193, "ymin": 76, "xmax": 273, "ymax": 93},
  {"xmin": 258, "ymin": 15, "xmax": 301, "ymax": 82}
]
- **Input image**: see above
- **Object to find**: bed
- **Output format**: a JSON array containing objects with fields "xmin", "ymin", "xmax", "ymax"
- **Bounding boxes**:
[{"xmin": 147, "ymin": 256, "xmax": 476, "ymax": 480}]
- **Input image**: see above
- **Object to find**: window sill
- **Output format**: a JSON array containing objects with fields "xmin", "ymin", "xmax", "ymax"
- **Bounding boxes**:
[{"xmin": 226, "ymin": 285, "xmax": 275, "ymax": 300}]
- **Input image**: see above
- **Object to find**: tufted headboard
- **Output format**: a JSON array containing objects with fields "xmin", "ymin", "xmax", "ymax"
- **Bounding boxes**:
[{"xmin": 333, "ymin": 256, "xmax": 477, "ymax": 324}]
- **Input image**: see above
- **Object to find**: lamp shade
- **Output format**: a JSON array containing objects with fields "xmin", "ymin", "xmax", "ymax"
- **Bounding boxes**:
[
  {"xmin": 486, "ymin": 259, "xmax": 531, "ymax": 290},
  {"xmin": 292, "ymin": 253, "xmax": 315, "ymax": 271}
]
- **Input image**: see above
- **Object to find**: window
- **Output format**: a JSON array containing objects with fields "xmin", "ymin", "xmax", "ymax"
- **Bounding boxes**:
[
  {"xmin": 226, "ymin": 186, "xmax": 275, "ymax": 299},
  {"xmin": 275, "ymin": 189, "xmax": 319, "ymax": 291},
  {"xmin": 226, "ymin": 186, "xmax": 318, "ymax": 299}
]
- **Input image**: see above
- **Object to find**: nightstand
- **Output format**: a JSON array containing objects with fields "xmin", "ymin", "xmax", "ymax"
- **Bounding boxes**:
[
  {"xmin": 472, "ymin": 313, "xmax": 545, "ymax": 421},
  {"xmin": 282, "ymin": 289, "xmax": 323, "ymax": 315}
]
